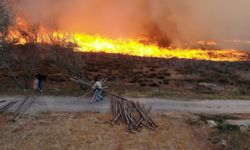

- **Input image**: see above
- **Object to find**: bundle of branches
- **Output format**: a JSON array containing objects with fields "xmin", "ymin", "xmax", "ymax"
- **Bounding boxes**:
[
  {"xmin": 70, "ymin": 77, "xmax": 157, "ymax": 132},
  {"xmin": 110, "ymin": 97, "xmax": 157, "ymax": 132}
]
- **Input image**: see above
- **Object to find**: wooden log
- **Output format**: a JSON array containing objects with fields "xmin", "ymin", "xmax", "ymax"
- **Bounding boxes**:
[
  {"xmin": 14, "ymin": 96, "xmax": 29, "ymax": 115},
  {"xmin": 119, "ymin": 101, "xmax": 126, "ymax": 122},
  {"xmin": 0, "ymin": 100, "xmax": 6, "ymax": 103},
  {"xmin": 104, "ymin": 91, "xmax": 129, "ymax": 102},
  {"xmin": 114, "ymin": 98, "xmax": 118, "ymax": 116},
  {"xmin": 111, "ymin": 99, "xmax": 122, "ymax": 124},
  {"xmin": 70, "ymin": 77, "xmax": 129, "ymax": 102},
  {"xmin": 134, "ymin": 102, "xmax": 152, "ymax": 126},
  {"xmin": 81, "ymin": 89, "xmax": 93, "ymax": 97},
  {"xmin": 136, "ymin": 101, "xmax": 157, "ymax": 127},
  {"xmin": 126, "ymin": 104, "xmax": 133, "ymax": 125},
  {"xmin": 101, "ymin": 78, "xmax": 109, "ymax": 85},
  {"xmin": 69, "ymin": 78, "xmax": 92, "ymax": 87},
  {"xmin": 135, "ymin": 105, "xmax": 152, "ymax": 127},
  {"xmin": 0, "ymin": 101, "xmax": 17, "ymax": 113},
  {"xmin": 13, "ymin": 96, "xmax": 38, "ymax": 122},
  {"xmin": 110, "ymin": 99, "xmax": 115, "ymax": 121},
  {"xmin": 123, "ymin": 103, "xmax": 135, "ymax": 132},
  {"xmin": 126, "ymin": 110, "xmax": 136, "ymax": 127},
  {"xmin": 112, "ymin": 113, "xmax": 121, "ymax": 125},
  {"xmin": 91, "ymin": 91, "xmax": 97, "ymax": 104},
  {"xmin": 142, "ymin": 109, "xmax": 157, "ymax": 128}
]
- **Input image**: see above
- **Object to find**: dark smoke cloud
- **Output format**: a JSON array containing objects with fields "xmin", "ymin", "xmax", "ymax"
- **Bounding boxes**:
[{"xmin": 10, "ymin": 0, "xmax": 250, "ymax": 49}]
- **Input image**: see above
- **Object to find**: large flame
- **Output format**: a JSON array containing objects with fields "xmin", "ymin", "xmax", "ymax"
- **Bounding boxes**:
[
  {"xmin": 7, "ymin": 17, "xmax": 249, "ymax": 62},
  {"xmin": 70, "ymin": 34, "xmax": 248, "ymax": 62}
]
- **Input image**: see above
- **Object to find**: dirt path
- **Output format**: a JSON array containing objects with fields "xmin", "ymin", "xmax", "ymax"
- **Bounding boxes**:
[{"xmin": 1, "ymin": 95, "xmax": 250, "ymax": 114}]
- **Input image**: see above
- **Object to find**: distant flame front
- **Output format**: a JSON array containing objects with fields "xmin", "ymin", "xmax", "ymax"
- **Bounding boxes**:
[
  {"xmin": 7, "ymin": 17, "xmax": 249, "ymax": 62},
  {"xmin": 53, "ymin": 33, "xmax": 248, "ymax": 62}
]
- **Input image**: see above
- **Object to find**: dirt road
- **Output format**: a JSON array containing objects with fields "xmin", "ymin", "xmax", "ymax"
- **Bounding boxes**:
[{"xmin": 1, "ymin": 95, "xmax": 250, "ymax": 114}]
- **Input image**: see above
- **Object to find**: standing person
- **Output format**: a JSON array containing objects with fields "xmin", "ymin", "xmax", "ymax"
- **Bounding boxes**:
[
  {"xmin": 36, "ymin": 73, "xmax": 47, "ymax": 93},
  {"xmin": 33, "ymin": 75, "xmax": 39, "ymax": 90},
  {"xmin": 92, "ymin": 78, "xmax": 103, "ymax": 103}
]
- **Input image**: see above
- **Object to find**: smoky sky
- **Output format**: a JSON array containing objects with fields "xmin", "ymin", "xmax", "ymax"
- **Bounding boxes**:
[{"xmin": 11, "ymin": 0, "xmax": 250, "ymax": 48}]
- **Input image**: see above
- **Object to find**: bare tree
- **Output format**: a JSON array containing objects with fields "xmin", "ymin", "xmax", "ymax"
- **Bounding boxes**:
[
  {"xmin": 48, "ymin": 34, "xmax": 86, "ymax": 90},
  {"xmin": 0, "ymin": 0, "xmax": 24, "ymax": 88},
  {"xmin": 0, "ymin": 0, "xmax": 12, "ymax": 39},
  {"xmin": 17, "ymin": 23, "xmax": 40, "ymax": 43},
  {"xmin": 15, "ymin": 23, "xmax": 41, "ymax": 89},
  {"xmin": 1, "ymin": 2, "xmax": 84, "ymax": 90},
  {"xmin": 0, "ymin": 41, "xmax": 24, "ymax": 88},
  {"xmin": 12, "ymin": 43, "xmax": 40, "ymax": 89},
  {"xmin": 0, "ymin": 1, "xmax": 40, "ymax": 89}
]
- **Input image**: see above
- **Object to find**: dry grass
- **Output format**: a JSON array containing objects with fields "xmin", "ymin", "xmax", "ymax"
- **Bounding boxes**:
[{"xmin": 0, "ymin": 113, "xmax": 211, "ymax": 150}]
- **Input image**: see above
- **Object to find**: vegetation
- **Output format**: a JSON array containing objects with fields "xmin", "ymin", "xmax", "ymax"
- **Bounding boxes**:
[
  {"xmin": 187, "ymin": 114, "xmax": 250, "ymax": 150},
  {"xmin": 0, "ymin": 1, "xmax": 250, "ymax": 98},
  {"xmin": 0, "ymin": 0, "xmax": 13, "ymax": 39},
  {"xmin": 0, "ymin": 2, "xmax": 86, "ymax": 90},
  {"xmin": 0, "ymin": 49, "xmax": 250, "ymax": 98}
]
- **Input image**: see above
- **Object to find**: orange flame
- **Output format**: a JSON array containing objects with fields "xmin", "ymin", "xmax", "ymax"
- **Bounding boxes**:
[
  {"xmin": 7, "ymin": 17, "xmax": 249, "ymax": 62},
  {"xmin": 53, "ymin": 33, "xmax": 248, "ymax": 62}
]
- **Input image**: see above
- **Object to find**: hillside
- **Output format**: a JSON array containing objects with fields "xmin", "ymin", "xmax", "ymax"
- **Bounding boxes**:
[{"xmin": 0, "ymin": 45, "xmax": 250, "ymax": 99}]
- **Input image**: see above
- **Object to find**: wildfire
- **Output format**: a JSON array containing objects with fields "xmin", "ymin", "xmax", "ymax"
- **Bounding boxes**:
[
  {"xmin": 7, "ymin": 16, "xmax": 249, "ymax": 62},
  {"xmin": 60, "ymin": 33, "xmax": 248, "ymax": 62}
]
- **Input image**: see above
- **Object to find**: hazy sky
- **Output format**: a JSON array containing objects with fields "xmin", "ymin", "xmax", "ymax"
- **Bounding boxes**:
[{"xmin": 12, "ymin": 0, "xmax": 250, "ymax": 48}]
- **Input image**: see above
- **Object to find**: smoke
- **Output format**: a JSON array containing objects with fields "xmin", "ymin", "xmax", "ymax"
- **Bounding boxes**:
[
  {"xmin": 182, "ymin": 0, "xmax": 250, "ymax": 49},
  {"xmin": 10, "ymin": 0, "xmax": 250, "ymax": 48}
]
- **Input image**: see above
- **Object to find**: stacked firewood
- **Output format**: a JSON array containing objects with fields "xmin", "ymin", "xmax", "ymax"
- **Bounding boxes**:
[{"xmin": 110, "ymin": 97, "xmax": 157, "ymax": 132}]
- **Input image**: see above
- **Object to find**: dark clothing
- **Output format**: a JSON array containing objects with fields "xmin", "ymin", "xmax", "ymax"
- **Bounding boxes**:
[
  {"xmin": 36, "ymin": 74, "xmax": 47, "ymax": 82},
  {"xmin": 38, "ymin": 80, "xmax": 43, "ymax": 90},
  {"xmin": 35, "ymin": 73, "xmax": 47, "ymax": 91}
]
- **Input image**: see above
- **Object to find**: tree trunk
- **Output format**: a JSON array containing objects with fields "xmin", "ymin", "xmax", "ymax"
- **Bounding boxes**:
[{"xmin": 79, "ymin": 83, "xmax": 84, "ymax": 90}]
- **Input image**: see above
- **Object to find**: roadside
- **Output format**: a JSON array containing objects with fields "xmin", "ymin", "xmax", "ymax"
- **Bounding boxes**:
[{"xmin": 1, "ymin": 96, "xmax": 250, "ymax": 150}]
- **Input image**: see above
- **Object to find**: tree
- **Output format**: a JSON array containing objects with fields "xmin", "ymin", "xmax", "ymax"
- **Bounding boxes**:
[
  {"xmin": 0, "ymin": 1, "xmax": 39, "ymax": 89},
  {"xmin": 15, "ymin": 23, "xmax": 41, "ymax": 89},
  {"xmin": 0, "ymin": 0, "xmax": 24, "ymax": 88},
  {"xmin": 48, "ymin": 34, "xmax": 86, "ymax": 90},
  {"xmin": 0, "ymin": 0, "xmax": 12, "ymax": 39}
]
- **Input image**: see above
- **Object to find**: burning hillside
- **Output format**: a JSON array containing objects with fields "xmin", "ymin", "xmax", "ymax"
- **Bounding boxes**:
[
  {"xmin": 8, "ymin": 30, "xmax": 250, "ymax": 62},
  {"xmin": 5, "ymin": 16, "xmax": 248, "ymax": 62},
  {"xmin": 3, "ymin": 0, "xmax": 250, "ymax": 62}
]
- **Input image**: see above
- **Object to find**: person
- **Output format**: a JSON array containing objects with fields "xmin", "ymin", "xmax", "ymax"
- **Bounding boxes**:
[
  {"xmin": 35, "ymin": 73, "xmax": 47, "ymax": 93},
  {"xmin": 33, "ymin": 77, "xmax": 39, "ymax": 90},
  {"xmin": 92, "ymin": 78, "xmax": 103, "ymax": 103}
]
